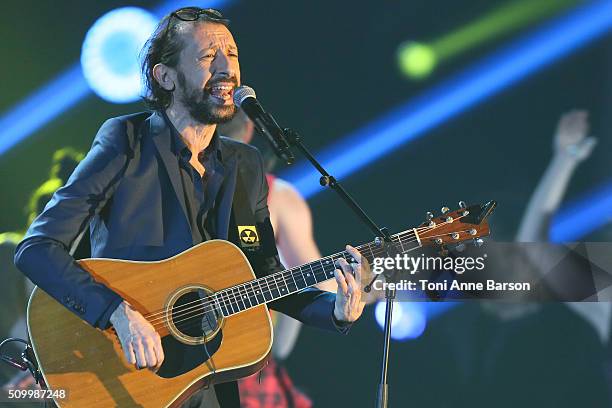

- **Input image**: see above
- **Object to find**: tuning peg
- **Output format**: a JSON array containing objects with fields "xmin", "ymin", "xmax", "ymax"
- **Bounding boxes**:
[
  {"xmin": 451, "ymin": 232, "xmax": 460, "ymax": 240},
  {"xmin": 441, "ymin": 206, "xmax": 450, "ymax": 214},
  {"xmin": 459, "ymin": 201, "xmax": 466, "ymax": 208},
  {"xmin": 473, "ymin": 238, "xmax": 484, "ymax": 247},
  {"xmin": 454, "ymin": 243, "xmax": 466, "ymax": 252},
  {"xmin": 469, "ymin": 228, "xmax": 477, "ymax": 236},
  {"xmin": 426, "ymin": 211, "xmax": 434, "ymax": 220}
]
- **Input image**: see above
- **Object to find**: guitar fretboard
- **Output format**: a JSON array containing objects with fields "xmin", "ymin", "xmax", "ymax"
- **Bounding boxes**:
[{"xmin": 212, "ymin": 228, "xmax": 421, "ymax": 317}]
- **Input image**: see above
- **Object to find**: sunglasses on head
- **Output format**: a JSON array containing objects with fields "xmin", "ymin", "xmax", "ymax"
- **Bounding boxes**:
[
  {"xmin": 172, "ymin": 7, "xmax": 224, "ymax": 21},
  {"xmin": 160, "ymin": 7, "xmax": 225, "ymax": 54}
]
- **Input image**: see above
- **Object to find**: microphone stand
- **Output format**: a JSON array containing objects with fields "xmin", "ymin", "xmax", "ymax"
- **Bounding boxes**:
[{"xmin": 280, "ymin": 128, "xmax": 399, "ymax": 408}]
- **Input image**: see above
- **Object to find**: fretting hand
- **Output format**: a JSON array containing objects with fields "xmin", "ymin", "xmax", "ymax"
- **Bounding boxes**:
[{"xmin": 332, "ymin": 245, "xmax": 368, "ymax": 323}]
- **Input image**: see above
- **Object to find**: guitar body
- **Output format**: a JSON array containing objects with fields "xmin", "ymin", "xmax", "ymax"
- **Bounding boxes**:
[{"xmin": 27, "ymin": 240, "xmax": 273, "ymax": 408}]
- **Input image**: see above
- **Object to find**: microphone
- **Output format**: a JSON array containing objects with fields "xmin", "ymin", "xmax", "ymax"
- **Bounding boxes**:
[{"xmin": 233, "ymin": 86, "xmax": 295, "ymax": 164}]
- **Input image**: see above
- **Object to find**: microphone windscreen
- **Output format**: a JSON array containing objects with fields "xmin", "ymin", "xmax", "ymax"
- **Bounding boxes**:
[{"xmin": 233, "ymin": 85, "xmax": 256, "ymax": 108}]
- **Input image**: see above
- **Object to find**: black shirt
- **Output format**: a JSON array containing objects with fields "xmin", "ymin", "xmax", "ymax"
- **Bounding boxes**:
[{"xmin": 165, "ymin": 114, "xmax": 225, "ymax": 245}]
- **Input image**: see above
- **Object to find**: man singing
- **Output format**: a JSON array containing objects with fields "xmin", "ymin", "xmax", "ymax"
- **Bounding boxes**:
[{"xmin": 14, "ymin": 7, "xmax": 365, "ymax": 407}]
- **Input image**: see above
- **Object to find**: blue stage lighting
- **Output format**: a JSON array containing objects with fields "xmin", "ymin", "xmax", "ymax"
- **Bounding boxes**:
[
  {"xmin": 374, "ymin": 301, "xmax": 427, "ymax": 341},
  {"xmin": 0, "ymin": 66, "xmax": 90, "ymax": 156},
  {"xmin": 0, "ymin": 0, "xmax": 233, "ymax": 156},
  {"xmin": 550, "ymin": 181, "xmax": 612, "ymax": 242},
  {"xmin": 282, "ymin": 1, "xmax": 612, "ymax": 199},
  {"xmin": 81, "ymin": 7, "xmax": 157, "ymax": 104}
]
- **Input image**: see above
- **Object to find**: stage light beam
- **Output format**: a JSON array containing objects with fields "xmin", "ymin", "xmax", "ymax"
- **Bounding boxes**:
[
  {"xmin": 285, "ymin": 0, "xmax": 612, "ymax": 202},
  {"xmin": 398, "ymin": 0, "xmax": 579, "ymax": 80},
  {"xmin": 0, "ymin": 0, "xmax": 234, "ymax": 157}
]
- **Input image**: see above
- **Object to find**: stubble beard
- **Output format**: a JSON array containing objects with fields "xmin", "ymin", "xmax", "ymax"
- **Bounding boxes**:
[{"xmin": 176, "ymin": 71, "xmax": 237, "ymax": 125}]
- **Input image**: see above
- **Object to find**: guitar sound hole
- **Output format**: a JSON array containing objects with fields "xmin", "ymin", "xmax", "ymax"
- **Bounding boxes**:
[{"xmin": 170, "ymin": 289, "xmax": 220, "ymax": 339}]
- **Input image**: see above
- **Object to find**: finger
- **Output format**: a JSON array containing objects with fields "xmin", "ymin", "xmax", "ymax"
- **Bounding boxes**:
[
  {"xmin": 336, "ymin": 258, "xmax": 353, "ymax": 277},
  {"xmin": 346, "ymin": 245, "xmax": 363, "ymax": 264},
  {"xmin": 347, "ymin": 245, "xmax": 369, "ymax": 280},
  {"xmin": 344, "ymin": 266, "xmax": 358, "ymax": 295},
  {"xmin": 134, "ymin": 340, "xmax": 147, "ymax": 369},
  {"xmin": 144, "ymin": 339, "xmax": 158, "ymax": 370},
  {"xmin": 350, "ymin": 263, "xmax": 362, "ymax": 286},
  {"xmin": 125, "ymin": 342, "xmax": 137, "ymax": 366},
  {"xmin": 334, "ymin": 269, "xmax": 349, "ymax": 296},
  {"xmin": 153, "ymin": 335, "xmax": 165, "ymax": 370},
  {"xmin": 346, "ymin": 274, "xmax": 361, "ymax": 308}
]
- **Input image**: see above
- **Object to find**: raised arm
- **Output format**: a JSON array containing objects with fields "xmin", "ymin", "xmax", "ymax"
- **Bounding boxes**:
[{"xmin": 515, "ymin": 110, "xmax": 596, "ymax": 242}]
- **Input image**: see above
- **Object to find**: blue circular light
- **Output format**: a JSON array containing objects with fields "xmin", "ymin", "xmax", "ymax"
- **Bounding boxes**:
[
  {"xmin": 81, "ymin": 7, "xmax": 157, "ymax": 103},
  {"xmin": 374, "ymin": 301, "xmax": 427, "ymax": 341}
]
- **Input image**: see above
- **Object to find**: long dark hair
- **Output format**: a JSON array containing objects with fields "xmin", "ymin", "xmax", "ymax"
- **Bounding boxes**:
[{"xmin": 140, "ymin": 10, "xmax": 230, "ymax": 111}]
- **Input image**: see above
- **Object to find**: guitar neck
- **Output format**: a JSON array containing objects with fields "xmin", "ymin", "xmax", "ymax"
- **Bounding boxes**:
[{"xmin": 212, "ymin": 228, "xmax": 422, "ymax": 317}]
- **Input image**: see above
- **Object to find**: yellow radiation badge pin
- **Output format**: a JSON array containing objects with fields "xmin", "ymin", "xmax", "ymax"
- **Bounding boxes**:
[{"xmin": 238, "ymin": 226, "xmax": 260, "ymax": 248}]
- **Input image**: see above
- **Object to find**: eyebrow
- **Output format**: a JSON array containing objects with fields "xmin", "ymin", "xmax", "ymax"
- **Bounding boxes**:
[{"xmin": 198, "ymin": 45, "xmax": 238, "ymax": 54}]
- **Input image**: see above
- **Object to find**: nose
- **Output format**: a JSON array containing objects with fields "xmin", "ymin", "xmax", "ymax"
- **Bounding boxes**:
[{"xmin": 212, "ymin": 50, "xmax": 236, "ymax": 78}]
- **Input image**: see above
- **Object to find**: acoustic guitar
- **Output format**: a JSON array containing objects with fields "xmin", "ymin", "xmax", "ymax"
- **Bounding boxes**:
[{"xmin": 27, "ymin": 201, "xmax": 496, "ymax": 407}]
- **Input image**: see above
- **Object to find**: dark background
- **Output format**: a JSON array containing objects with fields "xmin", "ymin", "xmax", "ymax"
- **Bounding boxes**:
[{"xmin": 1, "ymin": 1, "xmax": 611, "ymax": 406}]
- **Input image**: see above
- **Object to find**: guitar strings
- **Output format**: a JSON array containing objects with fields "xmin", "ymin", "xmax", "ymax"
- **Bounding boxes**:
[
  {"xmin": 160, "ymin": 227, "xmax": 476, "ymax": 333},
  {"xmin": 155, "ymin": 214, "xmax": 472, "ymax": 326},
  {"xmin": 144, "ymin": 216, "xmax": 472, "ymax": 330},
  {"xmin": 157, "ymin": 237, "xmax": 415, "ymax": 333},
  {"xmin": 145, "ymin": 229, "xmax": 421, "ymax": 329},
  {"xmin": 143, "ymin": 216, "xmax": 469, "ymax": 327},
  {"xmin": 144, "ymin": 216, "xmax": 468, "ymax": 328},
  {"xmin": 146, "ymin": 233, "xmax": 411, "ymax": 329}
]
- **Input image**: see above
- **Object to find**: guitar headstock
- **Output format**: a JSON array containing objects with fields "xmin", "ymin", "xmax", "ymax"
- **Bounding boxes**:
[{"xmin": 417, "ymin": 200, "xmax": 496, "ymax": 250}]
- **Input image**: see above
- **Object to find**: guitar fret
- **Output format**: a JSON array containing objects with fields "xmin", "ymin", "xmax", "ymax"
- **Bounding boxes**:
[
  {"xmin": 254, "ymin": 280, "xmax": 265, "ymax": 304},
  {"xmin": 323, "ymin": 258, "xmax": 333, "ymax": 279},
  {"xmin": 262, "ymin": 277, "xmax": 273, "ymax": 302},
  {"xmin": 287, "ymin": 269, "xmax": 298, "ymax": 293},
  {"xmin": 232, "ymin": 287, "xmax": 244, "ymax": 312},
  {"xmin": 248, "ymin": 282, "xmax": 259, "ymax": 306},
  {"xmin": 216, "ymin": 294, "xmax": 229, "ymax": 317},
  {"xmin": 396, "ymin": 235, "xmax": 406, "ymax": 253},
  {"xmin": 279, "ymin": 274, "xmax": 289, "ymax": 296},
  {"xmin": 303, "ymin": 265, "xmax": 316, "ymax": 286},
  {"xmin": 312, "ymin": 262, "xmax": 326, "ymax": 282},
  {"xmin": 224, "ymin": 290, "xmax": 236, "ymax": 314},
  {"xmin": 294, "ymin": 266, "xmax": 307, "ymax": 289},
  {"xmin": 309, "ymin": 263, "xmax": 320, "ymax": 283},
  {"xmin": 269, "ymin": 275, "xmax": 281, "ymax": 299},
  {"xmin": 240, "ymin": 284, "xmax": 253, "ymax": 309}
]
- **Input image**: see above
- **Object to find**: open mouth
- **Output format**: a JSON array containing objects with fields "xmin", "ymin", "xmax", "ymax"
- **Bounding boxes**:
[{"xmin": 207, "ymin": 83, "xmax": 235, "ymax": 103}]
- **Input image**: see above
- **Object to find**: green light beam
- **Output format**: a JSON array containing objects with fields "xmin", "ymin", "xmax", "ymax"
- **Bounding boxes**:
[{"xmin": 398, "ymin": 0, "xmax": 580, "ymax": 79}]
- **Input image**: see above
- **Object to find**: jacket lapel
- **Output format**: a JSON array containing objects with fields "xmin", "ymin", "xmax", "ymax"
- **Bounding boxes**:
[
  {"xmin": 214, "ymin": 138, "xmax": 239, "ymax": 240},
  {"xmin": 149, "ymin": 112, "xmax": 191, "ymax": 232}
]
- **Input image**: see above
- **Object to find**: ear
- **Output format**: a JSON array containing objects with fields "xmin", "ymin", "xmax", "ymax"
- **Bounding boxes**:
[{"xmin": 152, "ymin": 63, "xmax": 176, "ymax": 91}]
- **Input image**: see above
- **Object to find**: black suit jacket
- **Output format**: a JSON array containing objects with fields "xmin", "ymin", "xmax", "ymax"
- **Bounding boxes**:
[{"xmin": 14, "ymin": 111, "xmax": 341, "ymax": 332}]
